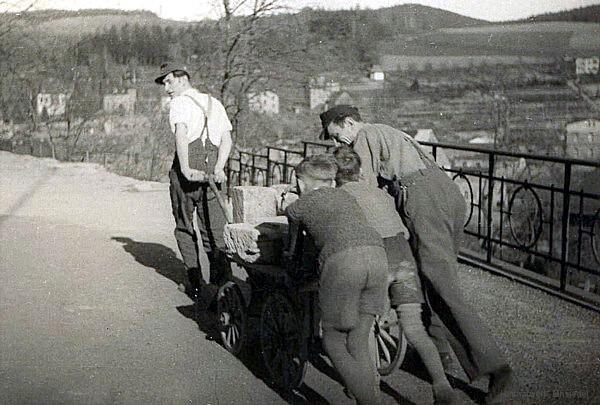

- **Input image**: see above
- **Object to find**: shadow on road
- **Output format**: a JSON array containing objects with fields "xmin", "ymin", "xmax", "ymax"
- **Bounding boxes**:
[
  {"xmin": 111, "ymin": 237, "xmax": 186, "ymax": 286},
  {"xmin": 111, "ymin": 237, "xmax": 328, "ymax": 403},
  {"xmin": 399, "ymin": 348, "xmax": 486, "ymax": 404},
  {"xmin": 110, "ymin": 237, "xmax": 482, "ymax": 404},
  {"xmin": 177, "ymin": 302, "xmax": 331, "ymax": 405}
]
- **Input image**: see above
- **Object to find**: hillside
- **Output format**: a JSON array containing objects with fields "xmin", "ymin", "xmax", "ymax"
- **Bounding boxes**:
[
  {"xmin": 7, "ymin": 4, "xmax": 487, "ymax": 43},
  {"xmin": 524, "ymin": 5, "xmax": 600, "ymax": 23},
  {"xmin": 8, "ymin": 9, "xmax": 191, "ymax": 40},
  {"xmin": 379, "ymin": 21, "xmax": 600, "ymax": 58}
]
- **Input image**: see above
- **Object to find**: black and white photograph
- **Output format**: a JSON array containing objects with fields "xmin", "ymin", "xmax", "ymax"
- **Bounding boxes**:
[{"xmin": 1, "ymin": 0, "xmax": 599, "ymax": 403}]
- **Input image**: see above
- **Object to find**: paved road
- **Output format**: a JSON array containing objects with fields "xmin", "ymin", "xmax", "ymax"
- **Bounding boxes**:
[{"xmin": 1, "ymin": 152, "xmax": 599, "ymax": 404}]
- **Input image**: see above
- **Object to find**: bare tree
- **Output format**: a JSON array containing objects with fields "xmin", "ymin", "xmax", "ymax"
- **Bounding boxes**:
[{"xmin": 195, "ymin": 0, "xmax": 308, "ymax": 146}]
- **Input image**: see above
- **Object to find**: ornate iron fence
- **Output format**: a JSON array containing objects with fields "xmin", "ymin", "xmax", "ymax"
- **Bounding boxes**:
[
  {"xmin": 4, "ymin": 136, "xmax": 598, "ymax": 307},
  {"xmin": 227, "ymin": 140, "xmax": 600, "ymax": 309}
]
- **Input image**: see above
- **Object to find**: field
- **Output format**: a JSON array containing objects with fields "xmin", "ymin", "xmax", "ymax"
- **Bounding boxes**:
[{"xmin": 379, "ymin": 22, "xmax": 600, "ymax": 57}]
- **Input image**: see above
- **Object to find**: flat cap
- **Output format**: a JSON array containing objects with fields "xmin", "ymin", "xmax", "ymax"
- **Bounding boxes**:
[
  {"xmin": 319, "ymin": 105, "xmax": 360, "ymax": 140},
  {"xmin": 154, "ymin": 62, "xmax": 188, "ymax": 84}
]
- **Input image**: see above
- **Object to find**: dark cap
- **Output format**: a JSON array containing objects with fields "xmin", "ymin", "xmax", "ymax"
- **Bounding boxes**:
[
  {"xmin": 154, "ymin": 62, "xmax": 188, "ymax": 84},
  {"xmin": 319, "ymin": 105, "xmax": 360, "ymax": 140}
]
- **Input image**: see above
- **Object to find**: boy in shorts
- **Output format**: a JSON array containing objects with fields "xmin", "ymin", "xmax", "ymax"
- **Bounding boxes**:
[
  {"xmin": 285, "ymin": 154, "xmax": 388, "ymax": 405},
  {"xmin": 333, "ymin": 146, "xmax": 459, "ymax": 404}
]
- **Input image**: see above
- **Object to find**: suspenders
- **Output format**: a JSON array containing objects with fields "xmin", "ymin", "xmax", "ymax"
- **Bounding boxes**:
[
  {"xmin": 182, "ymin": 93, "xmax": 216, "ymax": 171},
  {"xmin": 183, "ymin": 93, "xmax": 213, "ymax": 144}
]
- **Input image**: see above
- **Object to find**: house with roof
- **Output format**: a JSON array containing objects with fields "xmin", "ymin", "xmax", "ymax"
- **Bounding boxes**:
[
  {"xmin": 307, "ymin": 75, "xmax": 341, "ymax": 111},
  {"xmin": 369, "ymin": 65, "xmax": 385, "ymax": 81},
  {"xmin": 566, "ymin": 119, "xmax": 600, "ymax": 160},
  {"xmin": 36, "ymin": 93, "xmax": 69, "ymax": 117},
  {"xmin": 248, "ymin": 90, "xmax": 279, "ymax": 115},
  {"xmin": 103, "ymin": 89, "xmax": 137, "ymax": 115}
]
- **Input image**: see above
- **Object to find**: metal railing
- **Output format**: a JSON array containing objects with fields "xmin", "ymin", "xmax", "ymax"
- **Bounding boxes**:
[
  {"xmin": 3, "ymin": 136, "xmax": 599, "ymax": 308},
  {"xmin": 227, "ymin": 140, "xmax": 600, "ymax": 309}
]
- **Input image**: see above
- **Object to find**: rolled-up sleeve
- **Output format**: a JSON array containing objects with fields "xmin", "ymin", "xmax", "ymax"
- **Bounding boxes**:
[{"xmin": 169, "ymin": 97, "xmax": 191, "ymax": 136}]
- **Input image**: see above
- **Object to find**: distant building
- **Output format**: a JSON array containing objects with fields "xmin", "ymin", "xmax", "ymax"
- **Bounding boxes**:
[
  {"xmin": 248, "ymin": 90, "xmax": 279, "ymax": 115},
  {"xmin": 308, "ymin": 76, "xmax": 340, "ymax": 111},
  {"xmin": 36, "ymin": 93, "xmax": 68, "ymax": 117},
  {"xmin": 103, "ymin": 89, "xmax": 137, "ymax": 115},
  {"xmin": 566, "ymin": 119, "xmax": 600, "ymax": 160},
  {"xmin": 370, "ymin": 65, "xmax": 385, "ymax": 81},
  {"xmin": 575, "ymin": 57, "xmax": 599, "ymax": 76}
]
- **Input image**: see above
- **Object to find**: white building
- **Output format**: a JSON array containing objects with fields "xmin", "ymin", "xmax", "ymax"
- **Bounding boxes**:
[
  {"xmin": 103, "ymin": 89, "xmax": 137, "ymax": 115},
  {"xmin": 566, "ymin": 119, "xmax": 600, "ymax": 160},
  {"xmin": 248, "ymin": 90, "xmax": 279, "ymax": 115},
  {"xmin": 308, "ymin": 76, "xmax": 340, "ymax": 111},
  {"xmin": 576, "ymin": 57, "xmax": 600, "ymax": 76},
  {"xmin": 369, "ymin": 65, "xmax": 385, "ymax": 81},
  {"xmin": 36, "ymin": 93, "xmax": 68, "ymax": 117}
]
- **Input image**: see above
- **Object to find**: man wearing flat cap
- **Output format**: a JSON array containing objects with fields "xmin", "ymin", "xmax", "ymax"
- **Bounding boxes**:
[
  {"xmin": 155, "ymin": 63, "xmax": 233, "ymax": 303},
  {"xmin": 320, "ymin": 105, "xmax": 513, "ymax": 404}
]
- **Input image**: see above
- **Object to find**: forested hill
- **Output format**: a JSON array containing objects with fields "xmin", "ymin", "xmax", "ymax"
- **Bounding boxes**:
[
  {"xmin": 8, "ymin": 3, "xmax": 488, "ymax": 40},
  {"xmin": 524, "ymin": 5, "xmax": 600, "ymax": 23}
]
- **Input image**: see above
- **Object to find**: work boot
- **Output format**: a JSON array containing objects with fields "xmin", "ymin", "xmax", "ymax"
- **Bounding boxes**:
[{"xmin": 178, "ymin": 268, "xmax": 202, "ymax": 301}]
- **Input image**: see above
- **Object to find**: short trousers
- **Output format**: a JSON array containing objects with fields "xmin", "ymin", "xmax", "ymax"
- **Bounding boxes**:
[{"xmin": 383, "ymin": 235, "xmax": 423, "ymax": 305}]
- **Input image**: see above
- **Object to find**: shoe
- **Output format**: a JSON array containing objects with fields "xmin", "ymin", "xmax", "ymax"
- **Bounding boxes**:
[{"xmin": 486, "ymin": 366, "xmax": 513, "ymax": 404}]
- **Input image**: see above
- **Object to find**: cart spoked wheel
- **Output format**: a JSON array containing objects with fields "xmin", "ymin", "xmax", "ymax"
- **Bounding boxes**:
[
  {"xmin": 217, "ymin": 282, "xmax": 247, "ymax": 356},
  {"xmin": 374, "ymin": 308, "xmax": 407, "ymax": 375},
  {"xmin": 260, "ymin": 293, "xmax": 307, "ymax": 390}
]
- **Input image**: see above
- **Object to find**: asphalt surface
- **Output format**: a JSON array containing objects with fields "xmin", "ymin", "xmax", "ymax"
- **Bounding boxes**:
[{"xmin": 1, "ymin": 151, "xmax": 599, "ymax": 404}]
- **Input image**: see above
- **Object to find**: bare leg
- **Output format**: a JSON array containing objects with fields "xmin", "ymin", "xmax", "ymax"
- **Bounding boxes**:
[
  {"xmin": 323, "ymin": 314, "xmax": 382, "ymax": 405},
  {"xmin": 398, "ymin": 303, "xmax": 459, "ymax": 404}
]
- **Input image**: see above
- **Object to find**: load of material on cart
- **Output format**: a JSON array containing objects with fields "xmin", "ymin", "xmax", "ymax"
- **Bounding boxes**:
[{"xmin": 222, "ymin": 185, "xmax": 298, "ymax": 264}]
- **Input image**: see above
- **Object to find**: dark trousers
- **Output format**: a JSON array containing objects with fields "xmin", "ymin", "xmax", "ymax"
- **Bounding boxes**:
[
  {"xmin": 388, "ymin": 167, "xmax": 508, "ymax": 381},
  {"xmin": 169, "ymin": 166, "xmax": 229, "ymax": 286}
]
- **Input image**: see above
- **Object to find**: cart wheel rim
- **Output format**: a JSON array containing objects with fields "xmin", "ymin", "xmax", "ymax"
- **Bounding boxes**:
[
  {"xmin": 259, "ymin": 293, "xmax": 307, "ymax": 390},
  {"xmin": 217, "ymin": 283, "xmax": 247, "ymax": 356},
  {"xmin": 374, "ymin": 309, "xmax": 407, "ymax": 376}
]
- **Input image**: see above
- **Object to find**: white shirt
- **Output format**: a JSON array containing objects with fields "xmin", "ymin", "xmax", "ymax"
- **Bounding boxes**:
[{"xmin": 169, "ymin": 88, "xmax": 232, "ymax": 147}]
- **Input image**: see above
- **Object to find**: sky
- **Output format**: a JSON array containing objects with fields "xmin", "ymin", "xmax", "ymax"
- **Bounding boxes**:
[{"xmin": 10, "ymin": 0, "xmax": 600, "ymax": 22}]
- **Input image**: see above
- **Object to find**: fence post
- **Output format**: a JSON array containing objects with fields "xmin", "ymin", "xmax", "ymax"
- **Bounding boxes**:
[
  {"xmin": 559, "ymin": 163, "xmax": 572, "ymax": 291},
  {"xmin": 103, "ymin": 153, "xmax": 108, "ymax": 166},
  {"xmin": 85, "ymin": 151, "xmax": 90, "ymax": 162},
  {"xmin": 266, "ymin": 147, "xmax": 271, "ymax": 187},
  {"xmin": 283, "ymin": 151, "xmax": 288, "ymax": 183},
  {"xmin": 486, "ymin": 152, "xmax": 496, "ymax": 263}
]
